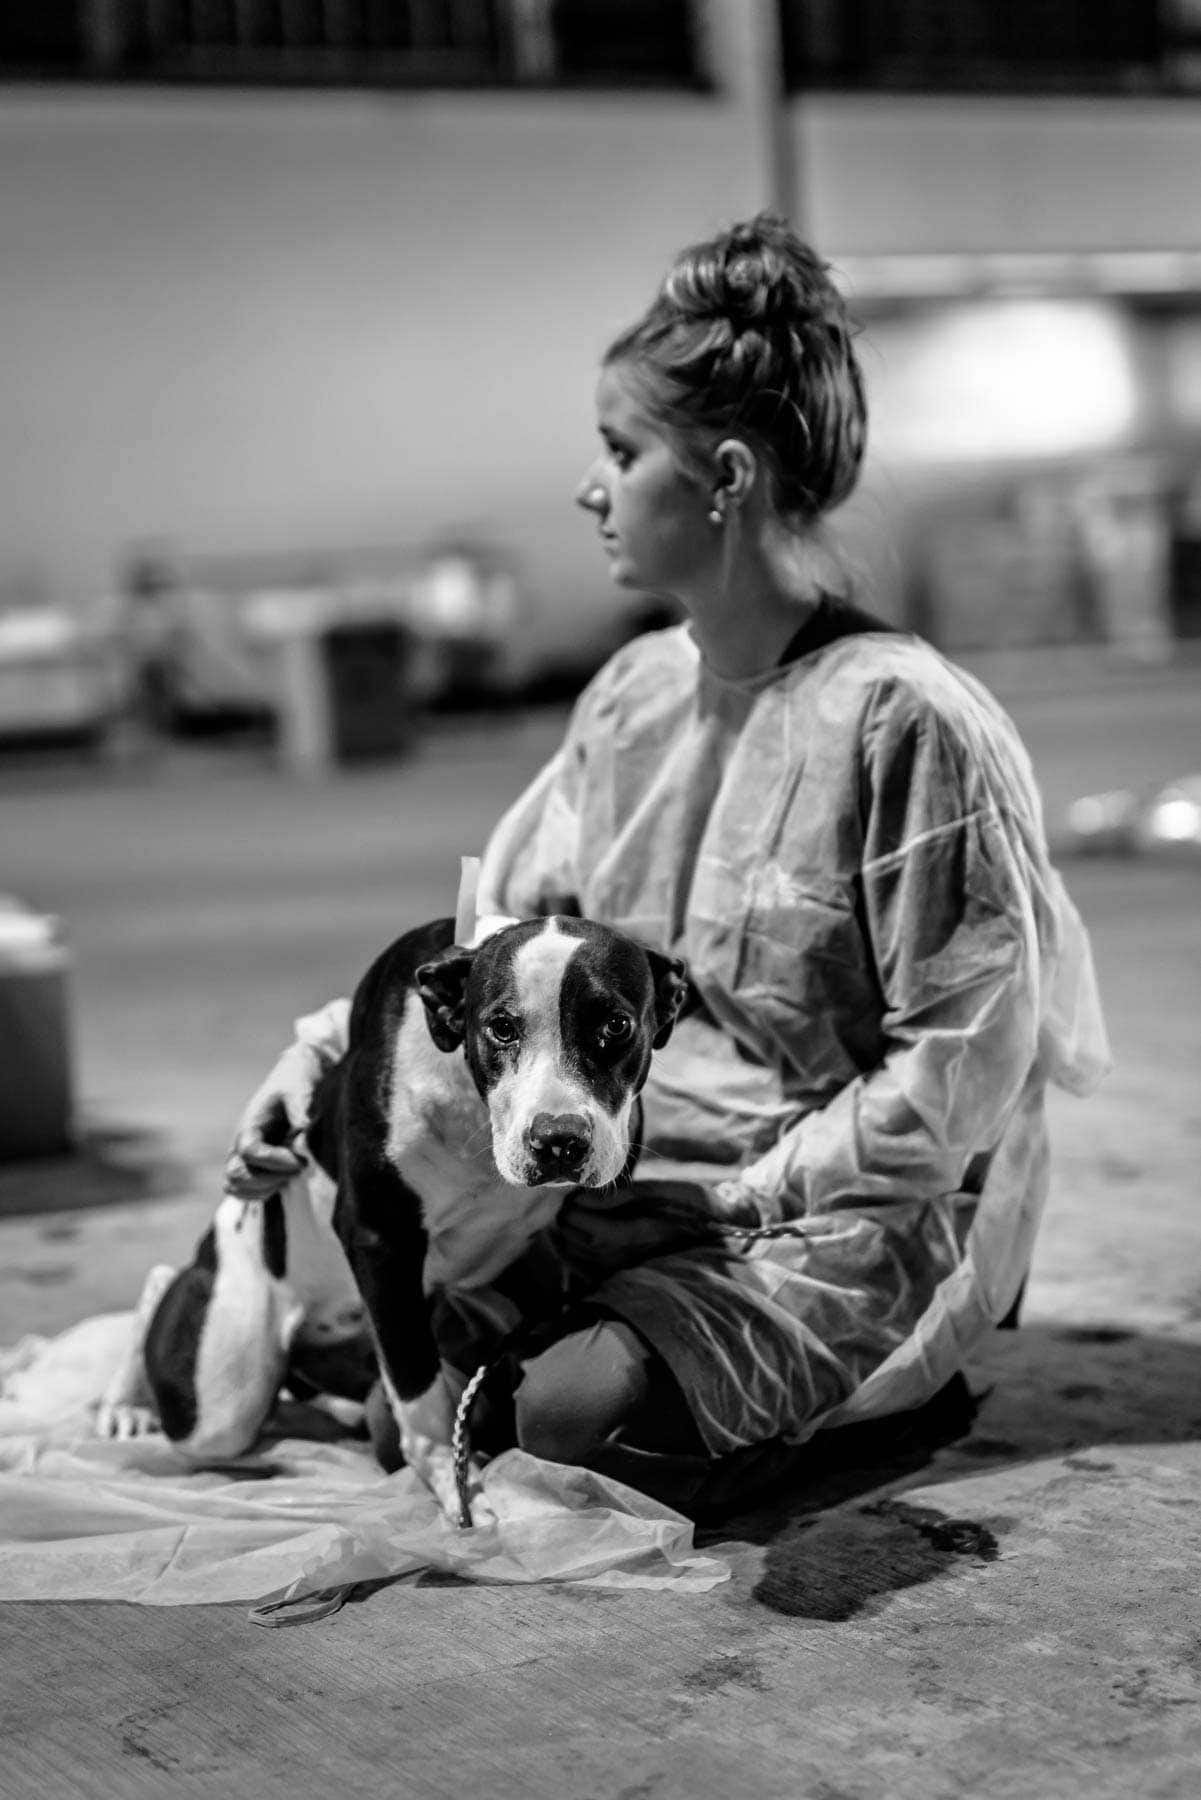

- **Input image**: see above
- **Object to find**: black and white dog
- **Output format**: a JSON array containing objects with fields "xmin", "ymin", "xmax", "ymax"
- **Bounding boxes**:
[{"xmin": 98, "ymin": 914, "xmax": 687, "ymax": 1517}]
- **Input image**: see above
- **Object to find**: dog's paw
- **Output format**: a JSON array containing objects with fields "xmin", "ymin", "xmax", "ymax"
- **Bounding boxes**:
[
  {"xmin": 453, "ymin": 1455, "xmax": 499, "ymax": 1531},
  {"xmin": 392, "ymin": 1374, "xmax": 498, "ymax": 1526},
  {"xmin": 93, "ymin": 1400, "xmax": 162, "ymax": 1441},
  {"xmin": 413, "ymin": 1440, "xmax": 497, "ymax": 1530}
]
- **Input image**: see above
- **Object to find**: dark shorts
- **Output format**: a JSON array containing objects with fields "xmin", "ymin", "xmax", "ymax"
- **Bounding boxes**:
[{"xmin": 427, "ymin": 1195, "xmax": 967, "ymax": 1498}]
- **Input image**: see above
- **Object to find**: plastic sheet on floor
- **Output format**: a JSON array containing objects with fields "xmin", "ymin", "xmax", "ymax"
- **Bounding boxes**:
[{"xmin": 0, "ymin": 1315, "xmax": 729, "ymax": 1608}]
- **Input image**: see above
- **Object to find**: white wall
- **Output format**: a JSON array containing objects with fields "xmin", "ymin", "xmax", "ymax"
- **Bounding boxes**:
[
  {"xmin": 3, "ymin": 84, "xmax": 1200, "ymax": 645},
  {"xmin": 0, "ymin": 88, "xmax": 763, "ymax": 644},
  {"xmin": 801, "ymin": 93, "xmax": 1201, "ymax": 256}
]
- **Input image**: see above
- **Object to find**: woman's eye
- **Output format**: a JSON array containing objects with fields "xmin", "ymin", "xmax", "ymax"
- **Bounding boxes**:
[{"xmin": 487, "ymin": 1016, "xmax": 518, "ymax": 1045}]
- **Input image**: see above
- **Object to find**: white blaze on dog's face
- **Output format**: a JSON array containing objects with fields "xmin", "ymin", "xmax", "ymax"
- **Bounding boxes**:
[
  {"xmin": 483, "ymin": 922, "xmax": 602, "ymax": 1186},
  {"xmin": 416, "ymin": 916, "xmax": 687, "ymax": 1189}
]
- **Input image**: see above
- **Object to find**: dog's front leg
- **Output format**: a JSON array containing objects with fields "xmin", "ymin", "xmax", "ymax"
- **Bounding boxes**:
[
  {"xmin": 378, "ymin": 1361, "xmax": 478, "ymax": 1525},
  {"xmin": 335, "ymin": 1162, "xmax": 492, "ymax": 1524}
]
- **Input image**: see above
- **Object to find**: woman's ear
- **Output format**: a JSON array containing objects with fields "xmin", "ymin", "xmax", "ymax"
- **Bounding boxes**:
[{"xmin": 712, "ymin": 438, "xmax": 758, "ymax": 513}]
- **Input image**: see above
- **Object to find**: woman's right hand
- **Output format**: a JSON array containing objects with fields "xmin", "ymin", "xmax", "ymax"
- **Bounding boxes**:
[{"xmin": 223, "ymin": 1040, "xmax": 324, "ymax": 1201}]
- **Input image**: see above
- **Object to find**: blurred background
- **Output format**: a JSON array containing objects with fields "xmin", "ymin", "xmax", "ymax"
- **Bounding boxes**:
[
  {"xmin": 4, "ymin": 0, "xmax": 1201, "ymax": 737},
  {"xmin": 0, "ymin": 3, "xmax": 1198, "ymax": 1335}
]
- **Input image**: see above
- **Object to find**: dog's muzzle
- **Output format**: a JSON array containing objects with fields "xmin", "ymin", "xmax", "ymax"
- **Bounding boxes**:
[{"xmin": 524, "ymin": 1110, "xmax": 592, "ymax": 1183}]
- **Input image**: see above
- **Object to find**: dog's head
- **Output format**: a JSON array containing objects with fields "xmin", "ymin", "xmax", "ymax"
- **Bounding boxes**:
[{"xmin": 415, "ymin": 916, "xmax": 688, "ymax": 1188}]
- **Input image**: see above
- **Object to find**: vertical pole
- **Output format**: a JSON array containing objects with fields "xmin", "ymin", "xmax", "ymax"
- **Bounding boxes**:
[
  {"xmin": 504, "ymin": 0, "xmax": 557, "ymax": 81},
  {"xmin": 80, "ymin": 0, "xmax": 131, "ymax": 73},
  {"xmin": 274, "ymin": 625, "xmax": 336, "ymax": 777},
  {"xmin": 697, "ymin": 0, "xmax": 799, "ymax": 227}
]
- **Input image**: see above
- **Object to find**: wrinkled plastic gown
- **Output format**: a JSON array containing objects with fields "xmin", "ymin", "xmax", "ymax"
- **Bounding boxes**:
[
  {"xmin": 474, "ymin": 625, "xmax": 1111, "ymax": 1448},
  {"xmin": 0, "ymin": 1317, "xmax": 727, "ymax": 1607},
  {"xmin": 0, "ymin": 627, "xmax": 1109, "ymax": 1608}
]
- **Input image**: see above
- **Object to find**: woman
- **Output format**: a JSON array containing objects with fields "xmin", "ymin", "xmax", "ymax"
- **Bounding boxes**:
[{"xmin": 227, "ymin": 215, "xmax": 1109, "ymax": 1512}]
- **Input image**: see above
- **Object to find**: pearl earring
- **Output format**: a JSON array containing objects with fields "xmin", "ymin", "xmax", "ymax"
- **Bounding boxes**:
[{"xmin": 708, "ymin": 506, "xmax": 723, "ymax": 526}]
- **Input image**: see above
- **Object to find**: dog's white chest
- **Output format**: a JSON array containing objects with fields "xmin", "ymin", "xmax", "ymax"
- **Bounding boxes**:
[
  {"xmin": 421, "ymin": 1180, "xmax": 564, "ymax": 1291},
  {"xmin": 383, "ymin": 1001, "xmax": 565, "ymax": 1291}
]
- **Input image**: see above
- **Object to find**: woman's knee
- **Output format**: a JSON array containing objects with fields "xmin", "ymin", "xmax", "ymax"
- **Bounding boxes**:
[{"xmin": 514, "ymin": 1319, "xmax": 651, "ymax": 1465}]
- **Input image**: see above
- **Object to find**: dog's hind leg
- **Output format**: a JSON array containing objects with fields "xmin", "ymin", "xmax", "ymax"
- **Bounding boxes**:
[
  {"xmin": 94, "ymin": 1263, "xmax": 177, "ymax": 1440},
  {"xmin": 144, "ymin": 1196, "xmax": 304, "ymax": 1463}
]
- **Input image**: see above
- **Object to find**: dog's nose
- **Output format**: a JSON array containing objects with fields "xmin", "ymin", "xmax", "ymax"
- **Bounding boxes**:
[{"xmin": 527, "ymin": 1111, "xmax": 592, "ymax": 1175}]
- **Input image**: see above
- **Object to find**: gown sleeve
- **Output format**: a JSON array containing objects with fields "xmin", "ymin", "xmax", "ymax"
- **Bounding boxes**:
[
  {"xmin": 730, "ymin": 686, "xmax": 1049, "ymax": 1222},
  {"xmin": 292, "ymin": 997, "xmax": 353, "ymax": 1064}
]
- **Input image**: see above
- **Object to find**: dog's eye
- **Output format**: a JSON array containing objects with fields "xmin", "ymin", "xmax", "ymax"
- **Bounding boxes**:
[
  {"xmin": 599, "ymin": 1013, "xmax": 633, "ymax": 1045},
  {"xmin": 485, "ymin": 1014, "xmax": 519, "ymax": 1045}
]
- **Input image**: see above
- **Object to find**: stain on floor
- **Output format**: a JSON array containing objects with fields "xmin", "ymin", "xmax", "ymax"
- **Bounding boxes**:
[
  {"xmin": 752, "ymin": 1500, "xmax": 1004, "ymax": 1622},
  {"xmin": 871, "ymin": 1500, "xmax": 1002, "ymax": 1560}
]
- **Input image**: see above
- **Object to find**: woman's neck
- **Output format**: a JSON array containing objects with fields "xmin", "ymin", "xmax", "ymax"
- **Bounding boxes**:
[
  {"xmin": 681, "ymin": 524, "xmax": 835, "ymax": 680},
  {"xmin": 687, "ymin": 595, "xmax": 816, "ymax": 680}
]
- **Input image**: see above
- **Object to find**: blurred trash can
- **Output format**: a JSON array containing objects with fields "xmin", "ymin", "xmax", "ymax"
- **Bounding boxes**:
[
  {"xmin": 322, "ymin": 619, "xmax": 417, "ymax": 763},
  {"xmin": 244, "ymin": 591, "xmax": 418, "ymax": 775},
  {"xmin": 408, "ymin": 546, "xmax": 520, "ymax": 706},
  {"xmin": 0, "ymin": 896, "xmax": 73, "ymax": 1160}
]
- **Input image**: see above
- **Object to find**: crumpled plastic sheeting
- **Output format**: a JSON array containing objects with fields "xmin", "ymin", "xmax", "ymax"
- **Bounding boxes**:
[{"xmin": 0, "ymin": 1316, "xmax": 729, "ymax": 1606}]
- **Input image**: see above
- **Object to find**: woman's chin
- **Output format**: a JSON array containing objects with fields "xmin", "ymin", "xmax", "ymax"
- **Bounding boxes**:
[{"xmin": 605, "ymin": 557, "xmax": 639, "ymax": 588}]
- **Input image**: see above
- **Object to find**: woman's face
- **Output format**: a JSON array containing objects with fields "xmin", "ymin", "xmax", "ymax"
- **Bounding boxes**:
[{"xmin": 575, "ymin": 364, "xmax": 714, "ymax": 597}]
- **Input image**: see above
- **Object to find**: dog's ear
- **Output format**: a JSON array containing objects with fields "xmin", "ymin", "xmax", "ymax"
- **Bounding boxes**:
[
  {"xmin": 646, "ymin": 950, "xmax": 690, "ymax": 1049},
  {"xmin": 415, "ymin": 948, "xmax": 475, "ymax": 1052}
]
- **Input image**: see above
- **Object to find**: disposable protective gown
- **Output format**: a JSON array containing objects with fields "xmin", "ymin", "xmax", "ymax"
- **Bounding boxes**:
[{"xmin": 460, "ymin": 622, "xmax": 1110, "ymax": 1452}]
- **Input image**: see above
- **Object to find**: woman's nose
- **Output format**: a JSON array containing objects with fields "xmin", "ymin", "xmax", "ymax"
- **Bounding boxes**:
[{"xmin": 575, "ymin": 468, "xmax": 607, "ymax": 514}]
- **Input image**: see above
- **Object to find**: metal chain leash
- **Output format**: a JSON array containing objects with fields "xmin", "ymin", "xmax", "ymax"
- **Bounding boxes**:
[
  {"xmin": 451, "ymin": 1361, "xmax": 495, "ymax": 1529},
  {"xmin": 719, "ymin": 1218, "xmax": 812, "ymax": 1244}
]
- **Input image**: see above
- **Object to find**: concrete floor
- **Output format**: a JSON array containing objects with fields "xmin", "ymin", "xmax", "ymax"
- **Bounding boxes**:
[{"xmin": 1, "ymin": 659, "xmax": 1200, "ymax": 1798}]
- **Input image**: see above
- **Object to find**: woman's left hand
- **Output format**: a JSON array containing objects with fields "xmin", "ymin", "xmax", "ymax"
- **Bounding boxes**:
[
  {"xmin": 552, "ymin": 1177, "xmax": 761, "ymax": 1284},
  {"xmin": 707, "ymin": 1179, "xmax": 765, "ymax": 1227}
]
